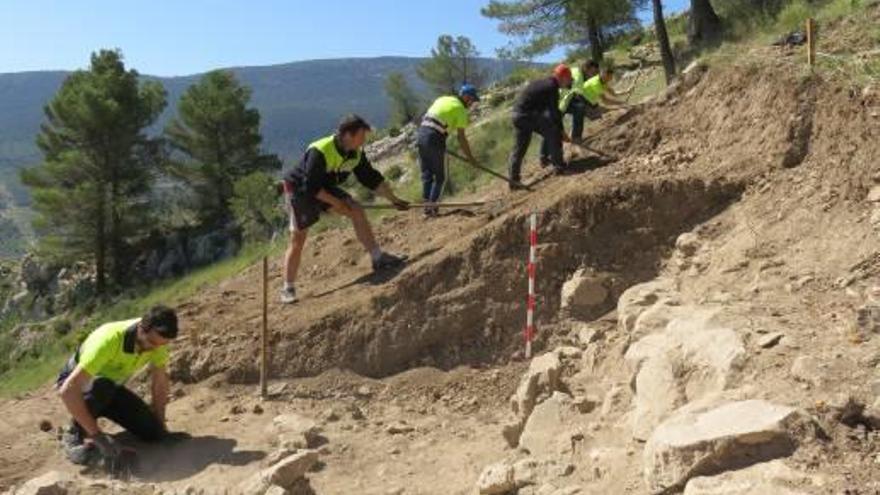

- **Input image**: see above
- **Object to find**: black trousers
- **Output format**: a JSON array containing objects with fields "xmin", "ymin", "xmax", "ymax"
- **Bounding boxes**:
[
  {"xmin": 73, "ymin": 378, "xmax": 165, "ymax": 442},
  {"xmin": 508, "ymin": 112, "xmax": 564, "ymax": 182},
  {"xmin": 565, "ymin": 95, "xmax": 587, "ymax": 141},
  {"xmin": 417, "ymin": 126, "xmax": 447, "ymax": 203}
]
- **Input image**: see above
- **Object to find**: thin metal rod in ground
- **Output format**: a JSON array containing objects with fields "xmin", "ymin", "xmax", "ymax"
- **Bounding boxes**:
[
  {"xmin": 362, "ymin": 201, "xmax": 486, "ymax": 209},
  {"xmin": 445, "ymin": 150, "xmax": 533, "ymax": 191}
]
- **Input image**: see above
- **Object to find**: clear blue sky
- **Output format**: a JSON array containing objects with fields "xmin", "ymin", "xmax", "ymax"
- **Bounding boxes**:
[{"xmin": 0, "ymin": 0, "xmax": 689, "ymax": 76}]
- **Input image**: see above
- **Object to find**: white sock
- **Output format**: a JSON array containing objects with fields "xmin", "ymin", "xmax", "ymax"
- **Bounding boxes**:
[{"xmin": 370, "ymin": 247, "xmax": 383, "ymax": 262}]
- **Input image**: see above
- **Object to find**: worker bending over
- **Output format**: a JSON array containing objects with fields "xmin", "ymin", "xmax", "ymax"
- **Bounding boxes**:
[
  {"xmin": 507, "ymin": 64, "xmax": 573, "ymax": 189},
  {"xmin": 280, "ymin": 114, "xmax": 410, "ymax": 304},
  {"xmin": 418, "ymin": 84, "xmax": 480, "ymax": 217}
]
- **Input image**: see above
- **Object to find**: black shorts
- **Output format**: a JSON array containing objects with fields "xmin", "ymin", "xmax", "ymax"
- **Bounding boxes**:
[{"xmin": 287, "ymin": 185, "xmax": 351, "ymax": 231}]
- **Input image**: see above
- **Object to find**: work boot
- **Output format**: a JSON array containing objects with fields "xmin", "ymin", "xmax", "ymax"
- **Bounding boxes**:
[
  {"xmin": 539, "ymin": 156, "xmax": 552, "ymax": 168},
  {"xmin": 509, "ymin": 182, "xmax": 527, "ymax": 191},
  {"xmin": 372, "ymin": 252, "xmax": 406, "ymax": 272},
  {"xmin": 423, "ymin": 206, "xmax": 438, "ymax": 219},
  {"xmin": 279, "ymin": 285, "xmax": 297, "ymax": 304}
]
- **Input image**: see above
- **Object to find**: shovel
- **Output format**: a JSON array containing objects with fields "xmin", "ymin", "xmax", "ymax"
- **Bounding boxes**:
[{"xmin": 445, "ymin": 150, "xmax": 533, "ymax": 191}]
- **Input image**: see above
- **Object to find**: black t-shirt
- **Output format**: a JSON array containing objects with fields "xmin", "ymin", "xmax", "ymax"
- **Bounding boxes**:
[{"xmin": 513, "ymin": 76, "xmax": 563, "ymax": 128}]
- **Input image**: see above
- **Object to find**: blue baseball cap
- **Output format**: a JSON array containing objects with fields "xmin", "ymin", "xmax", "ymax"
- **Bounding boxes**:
[{"xmin": 459, "ymin": 84, "xmax": 480, "ymax": 101}]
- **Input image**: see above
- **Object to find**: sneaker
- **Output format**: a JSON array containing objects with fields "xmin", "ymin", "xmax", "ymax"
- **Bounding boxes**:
[
  {"xmin": 509, "ymin": 182, "xmax": 527, "ymax": 191},
  {"xmin": 279, "ymin": 286, "xmax": 298, "ymax": 304},
  {"xmin": 423, "ymin": 207, "xmax": 439, "ymax": 218},
  {"xmin": 372, "ymin": 252, "xmax": 406, "ymax": 271},
  {"xmin": 62, "ymin": 424, "xmax": 95, "ymax": 466}
]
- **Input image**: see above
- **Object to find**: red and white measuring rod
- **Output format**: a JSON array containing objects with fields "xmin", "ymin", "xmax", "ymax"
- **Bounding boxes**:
[{"xmin": 525, "ymin": 212, "xmax": 537, "ymax": 358}]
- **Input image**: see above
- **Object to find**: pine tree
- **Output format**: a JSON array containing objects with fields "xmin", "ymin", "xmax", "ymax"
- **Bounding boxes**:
[
  {"xmin": 21, "ymin": 49, "xmax": 166, "ymax": 294},
  {"xmin": 417, "ymin": 35, "xmax": 488, "ymax": 96},
  {"xmin": 230, "ymin": 172, "xmax": 284, "ymax": 242},
  {"xmin": 165, "ymin": 70, "xmax": 280, "ymax": 228},
  {"xmin": 482, "ymin": 0, "xmax": 643, "ymax": 62},
  {"xmin": 384, "ymin": 72, "xmax": 421, "ymax": 127}
]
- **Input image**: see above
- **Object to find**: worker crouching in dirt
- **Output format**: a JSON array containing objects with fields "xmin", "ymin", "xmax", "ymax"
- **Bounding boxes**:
[
  {"xmin": 581, "ymin": 67, "xmax": 631, "ymax": 123},
  {"xmin": 507, "ymin": 64, "xmax": 573, "ymax": 189},
  {"xmin": 559, "ymin": 60, "xmax": 600, "ymax": 144},
  {"xmin": 57, "ymin": 305, "xmax": 181, "ymax": 471},
  {"xmin": 280, "ymin": 114, "xmax": 410, "ymax": 304},
  {"xmin": 418, "ymin": 84, "xmax": 480, "ymax": 218}
]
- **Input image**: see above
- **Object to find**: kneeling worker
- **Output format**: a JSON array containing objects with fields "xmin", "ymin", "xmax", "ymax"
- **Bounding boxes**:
[
  {"xmin": 281, "ymin": 114, "xmax": 410, "ymax": 303},
  {"xmin": 418, "ymin": 84, "xmax": 480, "ymax": 217},
  {"xmin": 58, "ymin": 305, "xmax": 179, "ymax": 467},
  {"xmin": 559, "ymin": 60, "xmax": 600, "ymax": 145},
  {"xmin": 582, "ymin": 67, "xmax": 630, "ymax": 119}
]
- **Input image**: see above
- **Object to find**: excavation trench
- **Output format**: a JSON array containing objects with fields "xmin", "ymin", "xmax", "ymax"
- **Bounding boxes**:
[{"xmin": 174, "ymin": 177, "xmax": 743, "ymax": 384}]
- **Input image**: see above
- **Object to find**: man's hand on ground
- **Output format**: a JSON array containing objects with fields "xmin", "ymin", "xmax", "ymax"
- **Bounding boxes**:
[{"xmin": 92, "ymin": 432, "xmax": 122, "ymax": 462}]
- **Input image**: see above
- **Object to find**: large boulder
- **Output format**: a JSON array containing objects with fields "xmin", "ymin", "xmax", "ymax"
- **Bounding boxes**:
[
  {"xmin": 625, "ymin": 310, "xmax": 746, "ymax": 440},
  {"xmin": 510, "ymin": 352, "xmax": 562, "ymax": 418},
  {"xmin": 559, "ymin": 269, "xmax": 609, "ymax": 319},
  {"xmin": 270, "ymin": 413, "xmax": 322, "ymax": 449},
  {"xmin": 519, "ymin": 392, "xmax": 584, "ymax": 458},
  {"xmin": 616, "ymin": 280, "xmax": 680, "ymax": 336},
  {"xmin": 505, "ymin": 352, "xmax": 563, "ymax": 447},
  {"xmin": 683, "ymin": 460, "xmax": 823, "ymax": 495},
  {"xmin": 477, "ymin": 457, "xmax": 570, "ymax": 495},
  {"xmin": 237, "ymin": 450, "xmax": 319, "ymax": 494},
  {"xmin": 476, "ymin": 461, "xmax": 516, "ymax": 495},
  {"xmin": 643, "ymin": 400, "xmax": 814, "ymax": 493}
]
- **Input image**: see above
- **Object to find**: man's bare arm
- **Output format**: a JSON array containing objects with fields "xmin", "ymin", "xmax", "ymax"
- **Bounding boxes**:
[
  {"xmin": 59, "ymin": 366, "xmax": 100, "ymax": 437},
  {"xmin": 151, "ymin": 367, "xmax": 170, "ymax": 428}
]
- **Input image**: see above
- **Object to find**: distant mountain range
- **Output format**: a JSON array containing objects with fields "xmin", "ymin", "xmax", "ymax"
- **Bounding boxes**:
[
  {"xmin": 0, "ymin": 56, "xmax": 526, "ymax": 194},
  {"xmin": 0, "ymin": 56, "xmax": 528, "ymax": 258}
]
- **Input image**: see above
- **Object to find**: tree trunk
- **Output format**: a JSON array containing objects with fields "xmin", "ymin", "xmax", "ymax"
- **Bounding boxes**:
[
  {"xmin": 653, "ymin": 0, "xmax": 678, "ymax": 84},
  {"xmin": 688, "ymin": 0, "xmax": 722, "ymax": 46},
  {"xmin": 587, "ymin": 16, "xmax": 604, "ymax": 63}
]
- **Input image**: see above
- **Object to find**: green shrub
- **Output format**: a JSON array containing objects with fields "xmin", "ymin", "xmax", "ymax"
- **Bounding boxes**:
[
  {"xmin": 230, "ymin": 172, "xmax": 285, "ymax": 242},
  {"xmin": 51, "ymin": 317, "xmax": 72, "ymax": 336},
  {"xmin": 384, "ymin": 164, "xmax": 404, "ymax": 181},
  {"xmin": 777, "ymin": 0, "xmax": 813, "ymax": 32}
]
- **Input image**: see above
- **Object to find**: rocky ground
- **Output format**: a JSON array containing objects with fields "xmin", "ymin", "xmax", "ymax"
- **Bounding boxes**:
[{"xmin": 2, "ymin": 6, "xmax": 880, "ymax": 493}]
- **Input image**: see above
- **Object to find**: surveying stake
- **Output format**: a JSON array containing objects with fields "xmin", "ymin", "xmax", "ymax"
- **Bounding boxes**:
[{"xmin": 525, "ymin": 211, "xmax": 538, "ymax": 358}]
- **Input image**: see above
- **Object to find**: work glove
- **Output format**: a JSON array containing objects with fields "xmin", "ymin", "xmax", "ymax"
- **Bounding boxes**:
[
  {"xmin": 93, "ymin": 432, "xmax": 121, "ymax": 461},
  {"xmin": 391, "ymin": 197, "xmax": 410, "ymax": 211}
]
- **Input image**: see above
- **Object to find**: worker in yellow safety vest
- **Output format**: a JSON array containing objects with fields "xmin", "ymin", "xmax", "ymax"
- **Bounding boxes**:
[
  {"xmin": 558, "ymin": 60, "xmax": 600, "ymax": 145},
  {"xmin": 279, "ymin": 114, "xmax": 411, "ymax": 304},
  {"xmin": 579, "ymin": 67, "xmax": 632, "ymax": 130},
  {"xmin": 418, "ymin": 84, "xmax": 480, "ymax": 218}
]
